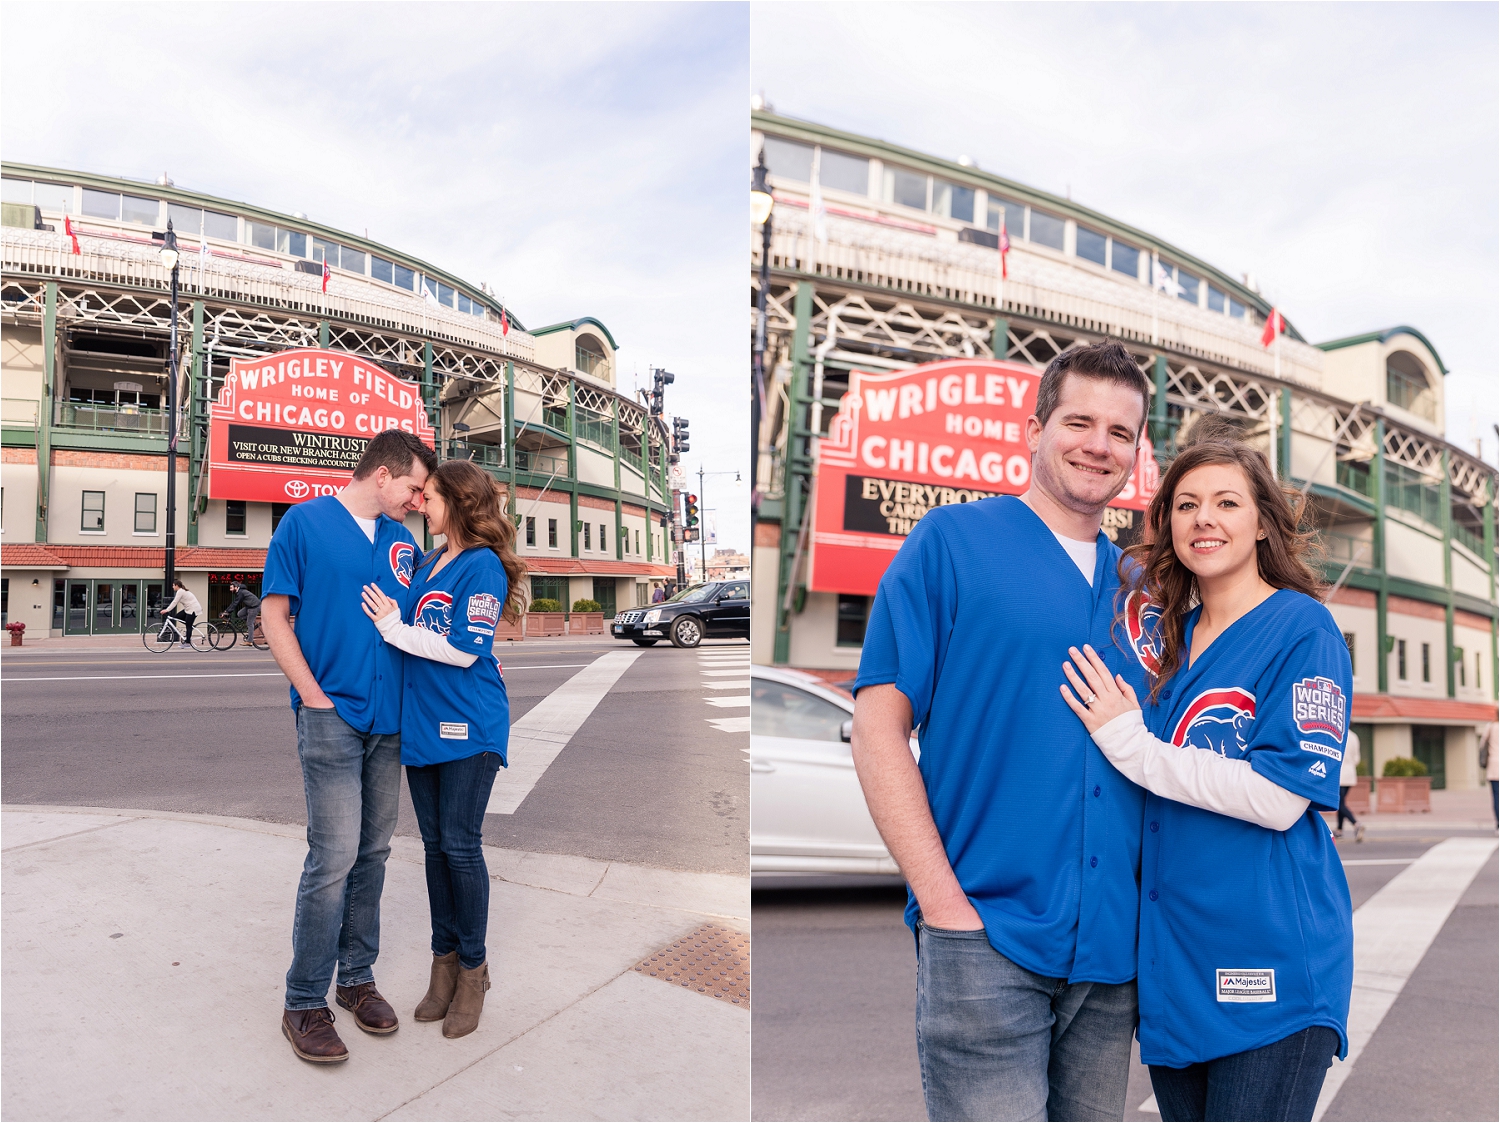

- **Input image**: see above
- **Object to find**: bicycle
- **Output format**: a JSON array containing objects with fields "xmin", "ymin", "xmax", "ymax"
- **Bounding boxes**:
[
  {"xmin": 213, "ymin": 613, "xmax": 269, "ymax": 651},
  {"xmin": 143, "ymin": 614, "xmax": 219, "ymax": 653}
]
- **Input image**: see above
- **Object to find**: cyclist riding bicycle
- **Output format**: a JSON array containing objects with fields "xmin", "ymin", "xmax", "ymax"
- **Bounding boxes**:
[
  {"xmin": 160, "ymin": 579, "xmax": 202, "ymax": 649},
  {"xmin": 221, "ymin": 580, "xmax": 262, "ymax": 646}
]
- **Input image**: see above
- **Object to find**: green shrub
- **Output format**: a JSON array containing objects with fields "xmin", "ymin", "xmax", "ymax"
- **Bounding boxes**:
[
  {"xmin": 572, "ymin": 599, "xmax": 602, "ymax": 613},
  {"xmin": 1382, "ymin": 756, "xmax": 1428, "ymax": 777},
  {"xmin": 1354, "ymin": 759, "xmax": 1370, "ymax": 777},
  {"xmin": 530, "ymin": 598, "xmax": 563, "ymax": 614}
]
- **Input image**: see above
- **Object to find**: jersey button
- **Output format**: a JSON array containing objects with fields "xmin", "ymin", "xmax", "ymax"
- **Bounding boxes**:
[
  {"xmin": 1093, "ymin": 785, "xmax": 1101, "ymax": 797},
  {"xmin": 1161, "ymin": 688, "xmax": 1173, "ymax": 701},
  {"xmin": 1149, "ymin": 821, "xmax": 1159, "ymax": 832},
  {"xmin": 1089, "ymin": 856, "xmax": 1098, "ymax": 868},
  {"xmin": 1148, "ymin": 889, "xmax": 1159, "ymax": 901}
]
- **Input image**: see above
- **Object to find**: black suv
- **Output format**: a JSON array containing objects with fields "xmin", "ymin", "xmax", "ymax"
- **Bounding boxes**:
[{"xmin": 612, "ymin": 581, "xmax": 750, "ymax": 648}]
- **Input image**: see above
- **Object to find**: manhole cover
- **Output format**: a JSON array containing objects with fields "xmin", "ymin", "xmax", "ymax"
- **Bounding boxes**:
[{"xmin": 633, "ymin": 923, "xmax": 750, "ymax": 1008}]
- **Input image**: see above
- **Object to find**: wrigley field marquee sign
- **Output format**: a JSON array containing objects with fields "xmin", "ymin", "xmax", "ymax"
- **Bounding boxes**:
[
  {"xmin": 208, "ymin": 348, "xmax": 435, "ymax": 503},
  {"xmin": 809, "ymin": 359, "xmax": 1159, "ymax": 596}
]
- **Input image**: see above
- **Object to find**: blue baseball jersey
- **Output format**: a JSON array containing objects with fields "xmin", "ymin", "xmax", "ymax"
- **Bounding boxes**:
[
  {"xmin": 1137, "ymin": 588, "xmax": 1354, "ymax": 1067},
  {"xmin": 854, "ymin": 496, "xmax": 1154, "ymax": 983},
  {"xmin": 399, "ymin": 546, "xmax": 511, "ymax": 767},
  {"xmin": 261, "ymin": 496, "xmax": 419, "ymax": 734}
]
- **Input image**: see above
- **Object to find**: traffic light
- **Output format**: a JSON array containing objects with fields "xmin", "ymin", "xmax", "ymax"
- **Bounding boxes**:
[
  {"xmin": 684, "ymin": 492, "xmax": 699, "ymax": 529},
  {"xmin": 672, "ymin": 416, "xmax": 690, "ymax": 460},
  {"xmin": 650, "ymin": 369, "xmax": 674, "ymax": 418}
]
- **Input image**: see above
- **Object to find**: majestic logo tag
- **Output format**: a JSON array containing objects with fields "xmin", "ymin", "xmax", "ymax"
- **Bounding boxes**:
[
  {"xmin": 1124, "ymin": 589, "xmax": 1163, "ymax": 676},
  {"xmin": 1292, "ymin": 677, "xmax": 1346, "ymax": 739},
  {"xmin": 1172, "ymin": 688, "xmax": 1257, "ymax": 758},
  {"xmin": 439, "ymin": 722, "xmax": 469, "ymax": 740},
  {"xmin": 1300, "ymin": 740, "xmax": 1342, "ymax": 761},
  {"xmin": 467, "ymin": 592, "xmax": 501, "ymax": 630},
  {"xmin": 389, "ymin": 542, "xmax": 416, "ymax": 588},
  {"xmin": 1309, "ymin": 760, "xmax": 1328, "ymax": 778},
  {"xmin": 414, "ymin": 591, "xmax": 453, "ymax": 635},
  {"xmin": 1217, "ymin": 969, "xmax": 1276, "ymax": 1003}
]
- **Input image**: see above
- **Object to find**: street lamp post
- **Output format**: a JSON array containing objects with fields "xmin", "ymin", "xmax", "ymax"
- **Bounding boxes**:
[
  {"xmin": 750, "ymin": 149, "xmax": 773, "ymax": 510},
  {"xmin": 159, "ymin": 221, "xmax": 181, "ymax": 586}
]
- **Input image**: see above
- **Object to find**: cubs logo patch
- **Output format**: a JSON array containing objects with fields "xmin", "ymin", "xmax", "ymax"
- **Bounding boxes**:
[
  {"xmin": 467, "ymin": 592, "xmax": 501, "ymax": 628},
  {"xmin": 389, "ymin": 542, "xmax": 416, "ymax": 588},
  {"xmin": 414, "ymin": 591, "xmax": 453, "ymax": 635},
  {"xmin": 1124, "ymin": 589, "xmax": 1164, "ymax": 676},
  {"xmin": 1171, "ymin": 687, "xmax": 1257, "ymax": 758},
  {"xmin": 1292, "ymin": 676, "xmax": 1346, "ymax": 739}
]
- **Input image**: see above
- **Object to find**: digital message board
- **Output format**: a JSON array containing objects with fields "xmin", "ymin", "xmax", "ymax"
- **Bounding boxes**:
[
  {"xmin": 207, "ymin": 348, "xmax": 435, "ymax": 503},
  {"xmin": 808, "ymin": 359, "xmax": 1159, "ymax": 596}
]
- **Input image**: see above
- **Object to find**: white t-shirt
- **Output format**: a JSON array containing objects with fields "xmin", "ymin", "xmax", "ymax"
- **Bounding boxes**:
[
  {"xmin": 352, "ymin": 515, "xmax": 378, "ymax": 543},
  {"xmin": 1339, "ymin": 729, "xmax": 1361, "ymax": 787},
  {"xmin": 1052, "ymin": 530, "xmax": 1097, "ymax": 586}
]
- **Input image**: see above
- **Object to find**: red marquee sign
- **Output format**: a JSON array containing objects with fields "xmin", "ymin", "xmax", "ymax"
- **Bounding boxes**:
[
  {"xmin": 208, "ymin": 348, "xmax": 435, "ymax": 503},
  {"xmin": 808, "ymin": 359, "xmax": 1159, "ymax": 596}
]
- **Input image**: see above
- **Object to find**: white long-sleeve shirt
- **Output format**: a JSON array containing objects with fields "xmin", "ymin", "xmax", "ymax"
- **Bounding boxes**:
[
  {"xmin": 1091, "ymin": 710, "xmax": 1311, "ymax": 832},
  {"xmin": 162, "ymin": 588, "xmax": 202, "ymax": 616},
  {"xmin": 373, "ymin": 609, "xmax": 477, "ymax": 668}
]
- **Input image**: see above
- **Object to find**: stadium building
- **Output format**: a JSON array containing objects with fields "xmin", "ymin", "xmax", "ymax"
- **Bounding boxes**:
[
  {"xmin": 750, "ymin": 110, "xmax": 1497, "ymax": 790},
  {"xmin": 1, "ymin": 164, "xmax": 678, "ymax": 638}
]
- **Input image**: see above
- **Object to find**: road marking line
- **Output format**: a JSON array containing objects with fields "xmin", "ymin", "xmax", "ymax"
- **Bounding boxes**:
[
  {"xmin": 1312, "ymin": 836, "xmax": 1497, "ymax": 1121},
  {"xmin": 1140, "ymin": 1094, "xmax": 1158, "ymax": 1114},
  {"xmin": 699, "ymin": 668, "xmax": 750, "ymax": 677},
  {"xmin": 702, "ymin": 680, "xmax": 750, "ymax": 689},
  {"xmin": 2, "ymin": 663, "xmax": 590, "ymax": 683},
  {"xmin": 707, "ymin": 716, "xmax": 750, "ymax": 733},
  {"xmin": 704, "ymin": 696, "xmax": 750, "ymax": 708},
  {"xmin": 486, "ymin": 649, "xmax": 642, "ymax": 816}
]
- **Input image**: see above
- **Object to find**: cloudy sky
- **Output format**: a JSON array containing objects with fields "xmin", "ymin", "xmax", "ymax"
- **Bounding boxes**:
[
  {"xmin": 2, "ymin": 1, "xmax": 751, "ymax": 552},
  {"xmin": 752, "ymin": 1, "xmax": 1499, "ymax": 467}
]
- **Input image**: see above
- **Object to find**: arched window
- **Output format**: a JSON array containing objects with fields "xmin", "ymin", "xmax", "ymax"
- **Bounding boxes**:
[
  {"xmin": 1385, "ymin": 350, "xmax": 1436, "ymax": 423},
  {"xmin": 575, "ymin": 334, "xmax": 608, "ymax": 379}
]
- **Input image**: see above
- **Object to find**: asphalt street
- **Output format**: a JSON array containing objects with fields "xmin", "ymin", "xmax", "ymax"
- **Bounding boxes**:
[
  {"xmin": 751, "ymin": 834, "xmax": 1499, "ymax": 1123},
  {"xmin": 0, "ymin": 637, "xmax": 749, "ymax": 875}
]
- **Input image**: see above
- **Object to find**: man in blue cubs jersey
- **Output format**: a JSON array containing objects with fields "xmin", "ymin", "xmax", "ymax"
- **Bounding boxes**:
[
  {"xmin": 261, "ymin": 429, "xmax": 436, "ymax": 1065},
  {"xmin": 851, "ymin": 341, "xmax": 1156, "ymax": 1122}
]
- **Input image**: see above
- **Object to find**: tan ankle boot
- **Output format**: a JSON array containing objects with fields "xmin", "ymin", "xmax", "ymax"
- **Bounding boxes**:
[
  {"xmin": 442, "ymin": 961, "xmax": 490, "ymax": 1038},
  {"xmin": 415, "ymin": 951, "xmax": 459, "ymax": 1022}
]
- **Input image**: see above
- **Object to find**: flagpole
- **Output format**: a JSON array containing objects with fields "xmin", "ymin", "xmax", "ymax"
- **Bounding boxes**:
[
  {"xmin": 1270, "ymin": 313, "xmax": 1281, "ymax": 479},
  {"xmin": 1151, "ymin": 252, "xmax": 1160, "ymax": 346}
]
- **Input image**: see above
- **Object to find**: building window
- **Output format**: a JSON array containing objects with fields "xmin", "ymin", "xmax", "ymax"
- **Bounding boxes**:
[
  {"xmin": 371, "ymin": 256, "xmax": 394, "ymax": 284},
  {"xmin": 394, "ymin": 263, "xmax": 416, "ymax": 291},
  {"xmin": 820, "ymin": 149, "xmax": 869, "ymax": 195},
  {"xmin": 530, "ymin": 576, "xmax": 567, "ymax": 609},
  {"xmin": 934, "ymin": 181, "xmax": 974, "ymax": 223},
  {"xmin": 82, "ymin": 490, "xmax": 105, "ymax": 532},
  {"xmin": 1343, "ymin": 632, "xmax": 1356, "ymax": 674},
  {"xmin": 1229, "ymin": 295, "xmax": 1247, "ymax": 318},
  {"xmin": 525, "ymin": 516, "xmax": 536, "ymax": 547},
  {"xmin": 762, "ymin": 136, "xmax": 814, "ymax": 182},
  {"xmin": 600, "ymin": 524, "xmax": 607, "ymax": 552},
  {"xmin": 1075, "ymin": 225, "xmax": 1107, "ymax": 266},
  {"xmin": 1421, "ymin": 642, "xmax": 1430, "ymax": 683},
  {"xmin": 548, "ymin": 518, "xmax": 557, "ymax": 548},
  {"xmin": 1397, "ymin": 639, "xmax": 1407, "ymax": 680},
  {"xmin": 1177, "ymin": 270, "xmax": 1201, "ymax": 304},
  {"xmin": 1029, "ymin": 209, "xmax": 1065, "ymax": 251},
  {"xmin": 226, "ymin": 500, "xmax": 247, "ymax": 536},
  {"xmin": 837, "ymin": 595, "xmax": 871, "ymax": 647},
  {"xmin": 1386, "ymin": 352, "xmax": 1436, "ymax": 422},
  {"xmin": 271, "ymin": 502, "xmax": 291, "ymax": 534},
  {"xmin": 885, "ymin": 166, "xmax": 928, "ymax": 211},
  {"xmin": 1476, "ymin": 651, "xmax": 1483, "ymax": 691},
  {"xmin": 134, "ymin": 492, "xmax": 157, "ymax": 534},
  {"xmin": 1457, "ymin": 647, "xmax": 1466, "ymax": 687},
  {"xmin": 583, "ymin": 522, "xmax": 591, "ymax": 550},
  {"xmin": 635, "ymin": 529, "xmax": 641, "ymax": 555},
  {"xmin": 1207, "ymin": 285, "xmax": 1227, "ymax": 313},
  {"xmin": 986, "ymin": 197, "xmax": 1025, "ymax": 239},
  {"xmin": 1110, "ymin": 241, "xmax": 1140, "ymax": 278}
]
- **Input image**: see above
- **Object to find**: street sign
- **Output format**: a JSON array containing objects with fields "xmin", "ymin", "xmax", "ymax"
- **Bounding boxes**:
[
  {"xmin": 207, "ymin": 348, "xmax": 435, "ymax": 503},
  {"xmin": 808, "ymin": 358, "xmax": 1158, "ymax": 595}
]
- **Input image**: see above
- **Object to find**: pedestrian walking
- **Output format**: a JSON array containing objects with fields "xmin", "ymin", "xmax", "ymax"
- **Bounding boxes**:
[
  {"xmin": 851, "ymin": 341, "xmax": 1156, "ymax": 1121},
  {"xmin": 360, "ymin": 460, "xmax": 527, "ymax": 1039},
  {"xmin": 1482, "ymin": 722, "xmax": 1498, "ymax": 827},
  {"xmin": 1062, "ymin": 417, "xmax": 1353, "ymax": 1122},
  {"xmin": 1337, "ymin": 728, "xmax": 1364, "ymax": 842},
  {"xmin": 261, "ymin": 429, "xmax": 435, "ymax": 1065},
  {"xmin": 160, "ymin": 579, "xmax": 201, "ymax": 649}
]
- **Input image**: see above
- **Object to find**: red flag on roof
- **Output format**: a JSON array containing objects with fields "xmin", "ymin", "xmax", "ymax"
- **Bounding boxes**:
[
  {"xmin": 501, "ymin": 305, "xmax": 509, "ymax": 336},
  {"xmin": 1260, "ymin": 307, "xmax": 1284, "ymax": 347},
  {"xmin": 321, "ymin": 259, "xmax": 331, "ymax": 294},
  {"xmin": 63, "ymin": 216, "xmax": 80, "ymax": 255},
  {"xmin": 998, "ymin": 214, "xmax": 1010, "ymax": 280}
]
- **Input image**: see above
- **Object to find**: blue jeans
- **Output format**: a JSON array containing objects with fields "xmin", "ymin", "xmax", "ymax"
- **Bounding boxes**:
[
  {"xmin": 405, "ymin": 752, "xmax": 503, "ymax": 970},
  {"xmin": 915, "ymin": 923, "xmax": 1138, "ymax": 1121},
  {"xmin": 1149, "ymin": 1025, "xmax": 1339, "ymax": 1121},
  {"xmin": 284, "ymin": 706, "xmax": 402, "ymax": 1010}
]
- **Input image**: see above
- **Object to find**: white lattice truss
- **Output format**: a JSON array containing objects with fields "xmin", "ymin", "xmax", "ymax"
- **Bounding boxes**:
[{"xmin": 754, "ymin": 274, "xmax": 1493, "ymax": 508}]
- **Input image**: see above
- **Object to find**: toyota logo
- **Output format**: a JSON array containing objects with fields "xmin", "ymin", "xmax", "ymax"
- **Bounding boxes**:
[{"xmin": 284, "ymin": 480, "xmax": 310, "ymax": 499}]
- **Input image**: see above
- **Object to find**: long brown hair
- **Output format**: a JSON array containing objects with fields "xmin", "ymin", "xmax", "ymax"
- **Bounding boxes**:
[
  {"xmin": 423, "ymin": 460, "xmax": 528, "ymax": 623},
  {"xmin": 1120, "ymin": 414, "xmax": 1324, "ymax": 701}
]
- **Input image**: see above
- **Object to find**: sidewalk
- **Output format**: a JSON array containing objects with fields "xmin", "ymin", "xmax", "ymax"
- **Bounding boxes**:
[
  {"xmin": 1322, "ymin": 787, "xmax": 1498, "ymax": 834},
  {"xmin": 0, "ymin": 631, "xmax": 623, "ymax": 656},
  {"xmin": 1, "ymin": 805, "xmax": 750, "ymax": 1121}
]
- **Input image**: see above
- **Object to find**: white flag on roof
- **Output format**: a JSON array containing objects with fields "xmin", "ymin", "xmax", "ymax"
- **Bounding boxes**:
[
  {"xmin": 1152, "ymin": 259, "xmax": 1184, "ymax": 299},
  {"xmin": 810, "ymin": 150, "xmax": 828, "ymax": 244},
  {"xmin": 421, "ymin": 277, "xmax": 439, "ymax": 306}
]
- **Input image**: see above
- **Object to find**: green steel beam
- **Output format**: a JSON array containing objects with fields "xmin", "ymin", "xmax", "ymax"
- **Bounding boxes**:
[
  {"xmin": 1487, "ymin": 493, "xmax": 1497, "ymax": 701},
  {"xmin": 1442, "ymin": 449, "xmax": 1454, "ymax": 698},
  {"xmin": 991, "ymin": 316, "xmax": 1009, "ymax": 361},
  {"xmin": 1151, "ymin": 355, "xmax": 1169, "ymax": 450},
  {"xmin": 187, "ymin": 301, "xmax": 205, "ymax": 545},
  {"xmin": 567, "ymin": 382, "xmax": 579, "ymax": 559},
  {"xmin": 773, "ymin": 279, "xmax": 815, "ymax": 665},
  {"xmin": 505, "ymin": 361, "xmax": 517, "ymax": 523},
  {"xmin": 318, "ymin": 320, "xmax": 329, "ymax": 349},
  {"xmin": 35, "ymin": 281, "xmax": 56, "ymax": 541},
  {"xmin": 1279, "ymin": 386, "xmax": 1293, "ymax": 479},
  {"xmin": 612, "ymin": 402, "xmax": 622, "ymax": 560},
  {"xmin": 1375, "ymin": 419, "xmax": 1390, "ymax": 693}
]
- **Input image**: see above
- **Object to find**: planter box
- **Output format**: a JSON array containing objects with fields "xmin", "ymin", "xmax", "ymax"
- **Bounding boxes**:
[
  {"xmin": 525, "ymin": 611, "xmax": 566, "ymax": 638},
  {"xmin": 1343, "ymin": 781, "xmax": 1371, "ymax": 815},
  {"xmin": 567, "ymin": 612, "xmax": 604, "ymax": 636},
  {"xmin": 494, "ymin": 616, "xmax": 524, "ymax": 642},
  {"xmin": 1375, "ymin": 776, "xmax": 1431, "ymax": 814}
]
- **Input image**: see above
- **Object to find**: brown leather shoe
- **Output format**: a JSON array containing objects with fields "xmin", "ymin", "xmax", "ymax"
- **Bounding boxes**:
[
  {"xmin": 336, "ymin": 982, "xmax": 399, "ymax": 1035},
  {"xmin": 282, "ymin": 1007, "xmax": 350, "ymax": 1064},
  {"xmin": 415, "ymin": 951, "xmax": 459, "ymax": 1022},
  {"xmin": 443, "ymin": 961, "xmax": 491, "ymax": 1039}
]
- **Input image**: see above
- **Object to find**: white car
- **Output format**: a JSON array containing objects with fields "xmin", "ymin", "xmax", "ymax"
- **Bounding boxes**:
[{"xmin": 751, "ymin": 665, "xmax": 917, "ymax": 877}]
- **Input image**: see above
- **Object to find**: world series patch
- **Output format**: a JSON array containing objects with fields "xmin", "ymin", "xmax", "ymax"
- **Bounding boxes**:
[{"xmin": 1291, "ymin": 677, "xmax": 1346, "ymax": 739}]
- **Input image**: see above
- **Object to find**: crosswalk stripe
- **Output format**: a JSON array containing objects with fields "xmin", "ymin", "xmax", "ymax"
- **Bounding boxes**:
[
  {"xmin": 706, "ymin": 716, "xmax": 751, "ymax": 733},
  {"xmin": 485, "ymin": 650, "xmax": 642, "ymax": 816},
  {"xmin": 705, "ymin": 696, "xmax": 750, "ymax": 708},
  {"xmin": 703, "ymin": 680, "xmax": 749, "ymax": 690},
  {"xmin": 700, "ymin": 668, "xmax": 750, "ymax": 677}
]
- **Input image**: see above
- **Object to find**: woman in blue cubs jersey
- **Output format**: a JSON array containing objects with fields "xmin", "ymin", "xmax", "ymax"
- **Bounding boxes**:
[
  {"xmin": 1060, "ymin": 417, "xmax": 1353, "ymax": 1122},
  {"xmin": 360, "ymin": 460, "xmax": 526, "ymax": 1041}
]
